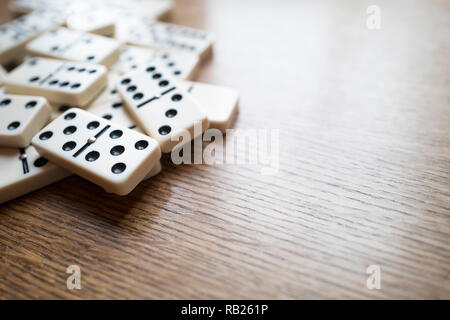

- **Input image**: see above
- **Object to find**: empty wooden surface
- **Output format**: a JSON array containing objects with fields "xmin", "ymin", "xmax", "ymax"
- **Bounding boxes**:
[{"xmin": 0, "ymin": 0, "xmax": 449, "ymax": 299}]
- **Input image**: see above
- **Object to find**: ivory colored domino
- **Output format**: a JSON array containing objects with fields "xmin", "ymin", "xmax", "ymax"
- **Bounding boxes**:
[
  {"xmin": 66, "ymin": 12, "xmax": 116, "ymax": 37},
  {"xmin": 116, "ymin": 65, "xmax": 209, "ymax": 153},
  {"xmin": 116, "ymin": 20, "xmax": 214, "ymax": 61},
  {"xmin": 181, "ymin": 81, "xmax": 240, "ymax": 133},
  {"xmin": 106, "ymin": 0, "xmax": 173, "ymax": 21},
  {"xmin": 0, "ymin": 10, "xmax": 65, "ymax": 65},
  {"xmin": 0, "ymin": 94, "xmax": 51, "ymax": 148},
  {"xmin": 114, "ymin": 45, "xmax": 200, "ymax": 80},
  {"xmin": 49, "ymin": 74, "xmax": 122, "ymax": 121},
  {"xmin": 64, "ymin": 0, "xmax": 174, "ymax": 36},
  {"xmin": 4, "ymin": 57, "xmax": 108, "ymax": 106},
  {"xmin": 9, "ymin": 0, "xmax": 71, "ymax": 15},
  {"xmin": 32, "ymin": 108, "xmax": 161, "ymax": 195},
  {"xmin": 26, "ymin": 27, "xmax": 121, "ymax": 67},
  {"xmin": 0, "ymin": 145, "xmax": 71, "ymax": 204},
  {"xmin": 9, "ymin": 0, "xmax": 172, "ymax": 21}
]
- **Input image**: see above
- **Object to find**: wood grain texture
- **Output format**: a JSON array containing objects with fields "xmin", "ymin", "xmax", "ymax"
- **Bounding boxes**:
[{"xmin": 0, "ymin": 0, "xmax": 449, "ymax": 299}]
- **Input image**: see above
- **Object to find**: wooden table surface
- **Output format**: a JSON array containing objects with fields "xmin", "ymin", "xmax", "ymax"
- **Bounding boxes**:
[{"xmin": 0, "ymin": 0, "xmax": 449, "ymax": 299}]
